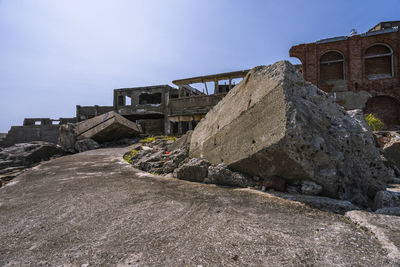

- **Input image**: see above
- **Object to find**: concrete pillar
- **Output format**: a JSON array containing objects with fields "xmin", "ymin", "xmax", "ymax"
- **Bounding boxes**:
[
  {"xmin": 94, "ymin": 105, "xmax": 99, "ymax": 116},
  {"xmin": 229, "ymin": 79, "xmax": 232, "ymax": 90},
  {"xmin": 164, "ymin": 90, "xmax": 170, "ymax": 135},
  {"xmin": 113, "ymin": 92, "xmax": 118, "ymax": 111},
  {"xmin": 178, "ymin": 85, "xmax": 183, "ymax": 98},
  {"xmin": 178, "ymin": 121, "xmax": 183, "ymax": 135},
  {"xmin": 76, "ymin": 105, "xmax": 81, "ymax": 121},
  {"xmin": 214, "ymin": 80, "xmax": 219, "ymax": 94},
  {"xmin": 188, "ymin": 121, "xmax": 193, "ymax": 130}
]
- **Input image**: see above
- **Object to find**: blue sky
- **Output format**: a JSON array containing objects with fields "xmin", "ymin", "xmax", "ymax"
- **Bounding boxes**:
[{"xmin": 0, "ymin": 0, "xmax": 399, "ymax": 132}]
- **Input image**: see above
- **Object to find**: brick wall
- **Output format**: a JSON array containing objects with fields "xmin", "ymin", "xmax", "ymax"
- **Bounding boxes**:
[{"xmin": 289, "ymin": 29, "xmax": 400, "ymax": 128}]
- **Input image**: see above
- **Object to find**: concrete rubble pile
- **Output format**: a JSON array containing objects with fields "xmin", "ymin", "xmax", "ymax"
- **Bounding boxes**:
[
  {"xmin": 189, "ymin": 61, "xmax": 394, "ymax": 207},
  {"xmin": 125, "ymin": 132, "xmax": 258, "ymax": 188}
]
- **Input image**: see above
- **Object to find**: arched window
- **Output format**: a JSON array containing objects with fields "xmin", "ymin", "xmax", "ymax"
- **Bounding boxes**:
[
  {"xmin": 320, "ymin": 51, "xmax": 345, "ymax": 84},
  {"xmin": 364, "ymin": 44, "xmax": 393, "ymax": 80}
]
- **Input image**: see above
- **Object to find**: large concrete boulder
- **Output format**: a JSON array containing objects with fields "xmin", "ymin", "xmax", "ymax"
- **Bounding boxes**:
[{"xmin": 190, "ymin": 61, "xmax": 393, "ymax": 206}]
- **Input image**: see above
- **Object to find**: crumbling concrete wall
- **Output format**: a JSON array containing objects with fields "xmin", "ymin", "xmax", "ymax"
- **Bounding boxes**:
[
  {"xmin": 136, "ymin": 119, "xmax": 165, "ymax": 135},
  {"xmin": 76, "ymin": 105, "xmax": 114, "ymax": 122},
  {"xmin": 1, "ymin": 125, "xmax": 60, "ymax": 147},
  {"xmin": 113, "ymin": 85, "xmax": 175, "ymax": 135},
  {"xmin": 168, "ymin": 94, "xmax": 226, "ymax": 116}
]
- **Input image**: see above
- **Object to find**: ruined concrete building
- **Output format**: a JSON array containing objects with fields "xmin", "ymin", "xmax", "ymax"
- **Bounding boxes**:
[
  {"xmin": 2, "ymin": 20, "xmax": 399, "ymax": 147},
  {"xmin": 1, "ymin": 70, "xmax": 248, "ymax": 146},
  {"xmin": 1, "ymin": 118, "xmax": 75, "ymax": 147},
  {"xmin": 77, "ymin": 70, "xmax": 248, "ymax": 136},
  {"xmin": 290, "ymin": 21, "xmax": 400, "ymax": 129}
]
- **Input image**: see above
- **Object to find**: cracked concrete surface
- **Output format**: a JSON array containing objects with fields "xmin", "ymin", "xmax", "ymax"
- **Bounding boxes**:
[{"xmin": 0, "ymin": 146, "xmax": 399, "ymax": 266}]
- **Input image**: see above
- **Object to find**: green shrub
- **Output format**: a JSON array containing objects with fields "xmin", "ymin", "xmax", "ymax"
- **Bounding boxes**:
[
  {"xmin": 365, "ymin": 113, "xmax": 384, "ymax": 131},
  {"xmin": 163, "ymin": 136, "xmax": 178, "ymax": 141},
  {"xmin": 139, "ymin": 136, "xmax": 177, "ymax": 143},
  {"xmin": 139, "ymin": 137, "xmax": 156, "ymax": 143}
]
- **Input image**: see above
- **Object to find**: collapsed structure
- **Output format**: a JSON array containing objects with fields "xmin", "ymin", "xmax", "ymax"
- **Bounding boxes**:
[
  {"xmin": 190, "ymin": 61, "xmax": 393, "ymax": 206},
  {"xmin": 1, "ymin": 21, "xmax": 399, "ymax": 147},
  {"xmin": 1, "ymin": 70, "xmax": 248, "ymax": 146}
]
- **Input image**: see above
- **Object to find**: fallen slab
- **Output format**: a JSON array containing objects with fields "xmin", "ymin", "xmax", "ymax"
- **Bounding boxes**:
[
  {"xmin": 190, "ymin": 61, "xmax": 393, "ymax": 206},
  {"xmin": 76, "ymin": 111, "xmax": 141, "ymax": 143}
]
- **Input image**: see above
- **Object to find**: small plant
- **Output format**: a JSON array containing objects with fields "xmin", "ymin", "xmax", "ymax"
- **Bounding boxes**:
[
  {"xmin": 365, "ymin": 113, "xmax": 385, "ymax": 131},
  {"xmin": 163, "ymin": 136, "xmax": 177, "ymax": 141},
  {"xmin": 139, "ymin": 136, "xmax": 177, "ymax": 143},
  {"xmin": 139, "ymin": 137, "xmax": 156, "ymax": 143},
  {"xmin": 123, "ymin": 149, "xmax": 139, "ymax": 163}
]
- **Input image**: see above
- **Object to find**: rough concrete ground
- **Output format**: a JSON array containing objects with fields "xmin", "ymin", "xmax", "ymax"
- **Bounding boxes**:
[{"xmin": 0, "ymin": 146, "xmax": 399, "ymax": 266}]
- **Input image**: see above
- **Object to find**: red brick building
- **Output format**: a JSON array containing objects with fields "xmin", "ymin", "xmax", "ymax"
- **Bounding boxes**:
[{"xmin": 290, "ymin": 21, "xmax": 400, "ymax": 129}]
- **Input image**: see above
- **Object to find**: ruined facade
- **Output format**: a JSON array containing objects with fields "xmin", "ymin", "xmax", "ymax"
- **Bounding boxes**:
[
  {"xmin": 290, "ymin": 21, "xmax": 400, "ymax": 129},
  {"xmin": 4, "ymin": 21, "xmax": 397, "ymax": 146},
  {"xmin": 113, "ymin": 85, "xmax": 176, "ymax": 135},
  {"xmin": 170, "ymin": 70, "xmax": 249, "ymax": 134},
  {"xmin": 1, "ymin": 118, "xmax": 75, "ymax": 147},
  {"xmin": 80, "ymin": 70, "xmax": 248, "ymax": 136},
  {"xmin": 76, "ymin": 105, "xmax": 114, "ymax": 122}
]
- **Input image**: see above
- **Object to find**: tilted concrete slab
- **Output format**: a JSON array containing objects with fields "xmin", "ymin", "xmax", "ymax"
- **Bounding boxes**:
[{"xmin": 76, "ymin": 111, "xmax": 141, "ymax": 142}]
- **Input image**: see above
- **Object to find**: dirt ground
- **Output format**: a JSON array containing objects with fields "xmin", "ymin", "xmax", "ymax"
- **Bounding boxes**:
[{"xmin": 0, "ymin": 146, "xmax": 399, "ymax": 266}]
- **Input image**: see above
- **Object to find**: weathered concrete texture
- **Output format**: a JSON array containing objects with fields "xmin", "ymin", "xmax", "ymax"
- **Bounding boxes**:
[
  {"xmin": 76, "ymin": 111, "xmax": 141, "ymax": 143},
  {"xmin": 190, "ymin": 61, "xmax": 393, "ymax": 206},
  {"xmin": 346, "ymin": 210, "xmax": 400, "ymax": 262},
  {"xmin": 0, "ymin": 147, "xmax": 397, "ymax": 266}
]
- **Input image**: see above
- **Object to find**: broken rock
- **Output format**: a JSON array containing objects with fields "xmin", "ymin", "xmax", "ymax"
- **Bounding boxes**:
[
  {"xmin": 74, "ymin": 138, "xmax": 100, "ymax": 153},
  {"xmin": 208, "ymin": 163, "xmax": 252, "ymax": 187},
  {"xmin": 381, "ymin": 132, "xmax": 400, "ymax": 170},
  {"xmin": 190, "ymin": 61, "xmax": 393, "ymax": 206},
  {"xmin": 263, "ymin": 176, "xmax": 286, "ymax": 192},
  {"xmin": 0, "ymin": 141, "xmax": 64, "ymax": 173},
  {"xmin": 175, "ymin": 158, "xmax": 210, "ymax": 182},
  {"xmin": 301, "ymin": 181, "xmax": 323, "ymax": 195},
  {"xmin": 373, "ymin": 190, "xmax": 400, "ymax": 210}
]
